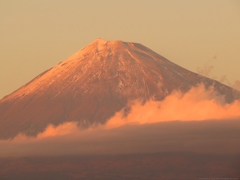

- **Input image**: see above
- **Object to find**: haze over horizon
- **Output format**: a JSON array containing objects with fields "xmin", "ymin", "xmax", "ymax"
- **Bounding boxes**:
[{"xmin": 1, "ymin": 0, "xmax": 240, "ymax": 99}]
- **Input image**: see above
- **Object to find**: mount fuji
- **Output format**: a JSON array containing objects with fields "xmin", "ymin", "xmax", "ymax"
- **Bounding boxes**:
[{"xmin": 0, "ymin": 38, "xmax": 239, "ymax": 139}]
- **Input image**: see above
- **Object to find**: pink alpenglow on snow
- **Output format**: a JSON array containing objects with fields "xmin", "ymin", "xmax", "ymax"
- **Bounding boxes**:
[{"xmin": 0, "ymin": 39, "xmax": 239, "ymax": 139}]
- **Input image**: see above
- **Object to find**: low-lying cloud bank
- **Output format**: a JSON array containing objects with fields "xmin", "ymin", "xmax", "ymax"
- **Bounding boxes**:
[
  {"xmin": 106, "ymin": 84, "xmax": 240, "ymax": 128},
  {"xmin": 1, "ymin": 85, "xmax": 240, "ymax": 156}
]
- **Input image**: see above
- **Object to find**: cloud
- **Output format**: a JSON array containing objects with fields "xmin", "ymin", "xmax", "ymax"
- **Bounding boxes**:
[
  {"xmin": 197, "ymin": 58, "xmax": 240, "ymax": 91},
  {"xmin": 197, "ymin": 64, "xmax": 214, "ymax": 77},
  {"xmin": 197, "ymin": 55, "xmax": 216, "ymax": 78},
  {"xmin": 106, "ymin": 84, "xmax": 240, "ymax": 128},
  {"xmin": 1, "ymin": 120, "xmax": 240, "ymax": 157},
  {"xmin": 1, "ymin": 84, "xmax": 240, "ymax": 157},
  {"xmin": 233, "ymin": 80, "xmax": 240, "ymax": 91},
  {"xmin": 37, "ymin": 122, "xmax": 80, "ymax": 138}
]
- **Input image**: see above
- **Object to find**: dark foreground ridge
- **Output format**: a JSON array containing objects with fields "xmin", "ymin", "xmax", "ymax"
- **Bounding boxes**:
[{"xmin": 1, "ymin": 152, "xmax": 240, "ymax": 180}]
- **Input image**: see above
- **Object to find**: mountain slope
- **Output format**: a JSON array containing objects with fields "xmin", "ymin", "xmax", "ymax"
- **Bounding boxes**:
[{"xmin": 0, "ymin": 38, "xmax": 239, "ymax": 139}]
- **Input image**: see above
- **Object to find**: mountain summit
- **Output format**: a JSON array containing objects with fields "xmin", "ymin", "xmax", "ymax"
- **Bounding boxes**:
[{"xmin": 0, "ymin": 39, "xmax": 238, "ymax": 139}]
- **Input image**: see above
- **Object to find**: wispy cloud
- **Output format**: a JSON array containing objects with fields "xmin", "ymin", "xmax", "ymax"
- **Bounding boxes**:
[{"xmin": 197, "ymin": 57, "xmax": 240, "ymax": 91}]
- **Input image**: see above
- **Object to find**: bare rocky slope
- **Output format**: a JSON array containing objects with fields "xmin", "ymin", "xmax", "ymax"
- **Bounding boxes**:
[{"xmin": 0, "ymin": 38, "xmax": 239, "ymax": 139}]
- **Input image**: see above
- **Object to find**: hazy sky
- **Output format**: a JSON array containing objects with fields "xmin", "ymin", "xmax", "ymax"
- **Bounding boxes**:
[{"xmin": 0, "ymin": 0, "xmax": 240, "ymax": 99}]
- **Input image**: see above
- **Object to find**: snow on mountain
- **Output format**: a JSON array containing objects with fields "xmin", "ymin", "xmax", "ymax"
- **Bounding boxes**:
[{"xmin": 0, "ymin": 38, "xmax": 239, "ymax": 139}]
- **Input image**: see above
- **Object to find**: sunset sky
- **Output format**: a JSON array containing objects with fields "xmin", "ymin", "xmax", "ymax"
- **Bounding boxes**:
[{"xmin": 0, "ymin": 0, "xmax": 240, "ymax": 99}]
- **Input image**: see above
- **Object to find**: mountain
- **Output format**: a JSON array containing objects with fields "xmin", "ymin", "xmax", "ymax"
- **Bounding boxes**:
[{"xmin": 0, "ymin": 38, "xmax": 239, "ymax": 139}]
